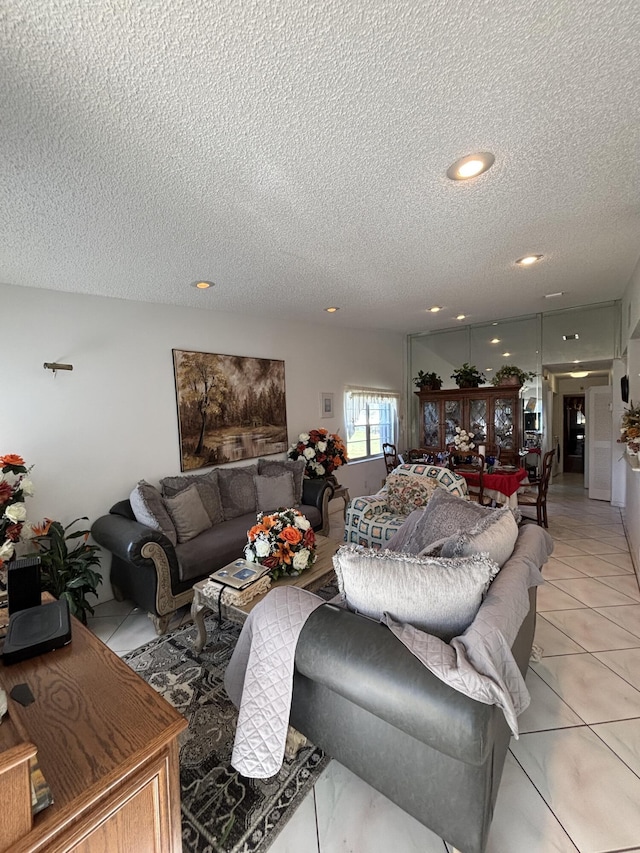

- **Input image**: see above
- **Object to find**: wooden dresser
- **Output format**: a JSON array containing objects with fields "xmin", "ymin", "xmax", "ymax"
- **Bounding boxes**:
[{"xmin": 0, "ymin": 612, "xmax": 187, "ymax": 852}]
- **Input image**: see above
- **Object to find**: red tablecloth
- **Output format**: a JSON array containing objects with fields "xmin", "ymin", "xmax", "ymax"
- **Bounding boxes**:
[{"xmin": 458, "ymin": 467, "xmax": 528, "ymax": 497}]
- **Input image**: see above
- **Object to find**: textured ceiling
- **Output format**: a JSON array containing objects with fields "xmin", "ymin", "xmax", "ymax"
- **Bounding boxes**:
[{"xmin": 2, "ymin": 0, "xmax": 640, "ymax": 335}]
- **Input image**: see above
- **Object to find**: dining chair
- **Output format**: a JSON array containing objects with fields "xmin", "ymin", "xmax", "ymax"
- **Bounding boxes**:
[
  {"xmin": 447, "ymin": 447, "xmax": 487, "ymax": 505},
  {"xmin": 517, "ymin": 448, "xmax": 555, "ymax": 527},
  {"xmin": 382, "ymin": 443, "xmax": 400, "ymax": 474}
]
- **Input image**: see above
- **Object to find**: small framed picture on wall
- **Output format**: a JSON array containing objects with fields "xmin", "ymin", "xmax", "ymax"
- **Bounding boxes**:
[{"xmin": 320, "ymin": 392, "xmax": 334, "ymax": 418}]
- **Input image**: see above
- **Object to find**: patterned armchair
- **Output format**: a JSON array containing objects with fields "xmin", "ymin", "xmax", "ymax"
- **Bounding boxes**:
[{"xmin": 343, "ymin": 463, "xmax": 469, "ymax": 549}]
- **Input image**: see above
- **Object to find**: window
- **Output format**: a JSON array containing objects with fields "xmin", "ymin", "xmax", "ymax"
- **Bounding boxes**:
[{"xmin": 345, "ymin": 387, "xmax": 399, "ymax": 461}]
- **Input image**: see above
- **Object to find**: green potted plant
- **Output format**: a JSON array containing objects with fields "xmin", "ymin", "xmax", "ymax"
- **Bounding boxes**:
[
  {"xmin": 30, "ymin": 517, "xmax": 103, "ymax": 624},
  {"xmin": 413, "ymin": 370, "xmax": 443, "ymax": 391},
  {"xmin": 451, "ymin": 363, "xmax": 486, "ymax": 388},
  {"xmin": 491, "ymin": 365, "xmax": 536, "ymax": 387}
]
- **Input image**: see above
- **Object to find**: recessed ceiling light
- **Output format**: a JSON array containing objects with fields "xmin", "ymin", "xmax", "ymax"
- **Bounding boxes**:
[
  {"xmin": 516, "ymin": 254, "xmax": 543, "ymax": 266},
  {"xmin": 490, "ymin": 338, "xmax": 501, "ymax": 344},
  {"xmin": 570, "ymin": 371, "xmax": 589, "ymax": 379},
  {"xmin": 502, "ymin": 352, "xmax": 511, "ymax": 357},
  {"xmin": 485, "ymin": 367, "xmax": 493, "ymax": 371},
  {"xmin": 446, "ymin": 152, "xmax": 495, "ymax": 181},
  {"xmin": 325, "ymin": 307, "xmax": 339, "ymax": 313},
  {"xmin": 563, "ymin": 333, "xmax": 579, "ymax": 341},
  {"xmin": 456, "ymin": 314, "xmax": 466, "ymax": 321},
  {"xmin": 545, "ymin": 291, "xmax": 564, "ymax": 298},
  {"xmin": 573, "ymin": 360, "xmax": 580, "ymax": 364},
  {"xmin": 428, "ymin": 306, "xmax": 442, "ymax": 313},
  {"xmin": 192, "ymin": 280, "xmax": 214, "ymax": 289}
]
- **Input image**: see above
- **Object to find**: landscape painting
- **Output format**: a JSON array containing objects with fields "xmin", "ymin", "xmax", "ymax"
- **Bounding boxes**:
[{"xmin": 172, "ymin": 349, "xmax": 288, "ymax": 471}]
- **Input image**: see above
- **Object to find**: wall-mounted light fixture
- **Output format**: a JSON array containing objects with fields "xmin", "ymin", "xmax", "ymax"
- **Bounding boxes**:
[{"xmin": 44, "ymin": 362, "xmax": 73, "ymax": 376}]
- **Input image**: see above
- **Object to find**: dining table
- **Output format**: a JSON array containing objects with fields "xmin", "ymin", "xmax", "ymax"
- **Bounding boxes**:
[{"xmin": 457, "ymin": 466, "xmax": 529, "ymax": 508}]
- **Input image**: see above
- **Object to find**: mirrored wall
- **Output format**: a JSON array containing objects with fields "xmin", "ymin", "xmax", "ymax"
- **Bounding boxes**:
[{"xmin": 407, "ymin": 301, "xmax": 621, "ymax": 452}]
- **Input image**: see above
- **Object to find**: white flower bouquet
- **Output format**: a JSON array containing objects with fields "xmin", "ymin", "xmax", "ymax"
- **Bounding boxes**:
[{"xmin": 453, "ymin": 427, "xmax": 475, "ymax": 453}]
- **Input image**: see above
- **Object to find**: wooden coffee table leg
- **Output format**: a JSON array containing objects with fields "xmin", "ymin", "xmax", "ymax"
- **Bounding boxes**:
[{"xmin": 191, "ymin": 589, "xmax": 209, "ymax": 653}]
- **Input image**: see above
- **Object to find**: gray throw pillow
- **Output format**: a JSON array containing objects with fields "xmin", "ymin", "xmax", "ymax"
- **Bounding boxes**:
[
  {"xmin": 258, "ymin": 457, "xmax": 306, "ymax": 505},
  {"xmin": 160, "ymin": 469, "xmax": 224, "ymax": 525},
  {"xmin": 163, "ymin": 483, "xmax": 212, "ymax": 543},
  {"xmin": 333, "ymin": 544, "xmax": 500, "ymax": 642},
  {"xmin": 218, "ymin": 465, "xmax": 258, "ymax": 520},
  {"xmin": 254, "ymin": 472, "xmax": 296, "ymax": 513},
  {"xmin": 438, "ymin": 508, "xmax": 519, "ymax": 568},
  {"xmin": 405, "ymin": 488, "xmax": 500, "ymax": 555},
  {"xmin": 129, "ymin": 480, "xmax": 177, "ymax": 546}
]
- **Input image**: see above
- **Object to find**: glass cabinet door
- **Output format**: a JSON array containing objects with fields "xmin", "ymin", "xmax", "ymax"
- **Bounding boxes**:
[
  {"xmin": 444, "ymin": 400, "xmax": 462, "ymax": 446},
  {"xmin": 494, "ymin": 397, "xmax": 516, "ymax": 452},
  {"xmin": 422, "ymin": 402, "xmax": 440, "ymax": 446},
  {"xmin": 469, "ymin": 398, "xmax": 487, "ymax": 444}
]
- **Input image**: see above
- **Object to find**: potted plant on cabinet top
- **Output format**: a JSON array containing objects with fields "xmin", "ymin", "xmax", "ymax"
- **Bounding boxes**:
[
  {"xmin": 451, "ymin": 363, "xmax": 486, "ymax": 389},
  {"xmin": 413, "ymin": 370, "xmax": 443, "ymax": 391},
  {"xmin": 491, "ymin": 365, "xmax": 536, "ymax": 387}
]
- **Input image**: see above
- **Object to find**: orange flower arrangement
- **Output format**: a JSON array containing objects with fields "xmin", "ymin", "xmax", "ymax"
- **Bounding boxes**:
[
  {"xmin": 0, "ymin": 453, "xmax": 35, "ymax": 568},
  {"xmin": 245, "ymin": 508, "xmax": 316, "ymax": 580}
]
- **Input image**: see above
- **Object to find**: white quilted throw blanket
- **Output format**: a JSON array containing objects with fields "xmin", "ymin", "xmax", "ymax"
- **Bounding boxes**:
[{"xmin": 224, "ymin": 586, "xmax": 324, "ymax": 778}]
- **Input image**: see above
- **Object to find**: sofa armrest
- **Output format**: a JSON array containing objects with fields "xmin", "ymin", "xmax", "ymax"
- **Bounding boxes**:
[
  {"xmin": 91, "ymin": 513, "xmax": 182, "ymax": 590},
  {"xmin": 358, "ymin": 495, "xmax": 390, "ymax": 517},
  {"xmin": 301, "ymin": 479, "xmax": 333, "ymax": 535},
  {"xmin": 294, "ymin": 604, "xmax": 494, "ymax": 765},
  {"xmin": 301, "ymin": 478, "xmax": 333, "ymax": 510}
]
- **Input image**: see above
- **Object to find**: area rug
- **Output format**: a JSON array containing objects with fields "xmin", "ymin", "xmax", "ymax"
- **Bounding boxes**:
[{"xmin": 123, "ymin": 603, "xmax": 332, "ymax": 853}]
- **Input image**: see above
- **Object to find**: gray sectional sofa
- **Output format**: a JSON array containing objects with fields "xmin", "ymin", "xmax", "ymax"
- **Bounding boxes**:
[{"xmin": 92, "ymin": 458, "xmax": 333, "ymax": 633}]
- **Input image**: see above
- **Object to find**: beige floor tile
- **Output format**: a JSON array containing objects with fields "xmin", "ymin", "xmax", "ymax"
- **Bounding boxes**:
[
  {"xmin": 550, "ymin": 577, "xmax": 638, "ymax": 607},
  {"xmin": 314, "ymin": 761, "xmax": 446, "ymax": 853},
  {"xmin": 518, "ymin": 669, "xmax": 585, "ymax": 732},
  {"xmin": 510, "ymin": 727, "xmax": 640, "ymax": 852},
  {"xmin": 542, "ymin": 608, "xmax": 640, "ymax": 652},
  {"xmin": 551, "ymin": 541, "xmax": 591, "ymax": 558},
  {"xmin": 565, "ymin": 538, "xmax": 625, "ymax": 556},
  {"xmin": 553, "ymin": 554, "xmax": 631, "ymax": 577},
  {"xmin": 595, "ymin": 604, "xmax": 640, "ymax": 639},
  {"xmin": 592, "ymin": 718, "xmax": 640, "ymax": 777},
  {"xmin": 593, "ymin": 647, "xmax": 640, "ymax": 690},
  {"xmin": 596, "ymin": 573, "xmax": 640, "ymax": 602},
  {"xmin": 534, "ymin": 616, "xmax": 586, "ymax": 655},
  {"xmin": 599, "ymin": 551, "xmax": 635, "ymax": 572},
  {"xmin": 536, "ymin": 585, "xmax": 585, "ymax": 612},
  {"xmin": 531, "ymin": 653, "xmax": 640, "ymax": 723},
  {"xmin": 484, "ymin": 753, "xmax": 580, "ymax": 853},
  {"xmin": 542, "ymin": 557, "xmax": 586, "ymax": 580}
]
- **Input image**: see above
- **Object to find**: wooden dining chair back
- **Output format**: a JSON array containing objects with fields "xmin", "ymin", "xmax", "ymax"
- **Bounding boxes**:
[
  {"xmin": 517, "ymin": 448, "xmax": 555, "ymax": 528},
  {"xmin": 447, "ymin": 447, "xmax": 487, "ymax": 505},
  {"xmin": 382, "ymin": 443, "xmax": 400, "ymax": 474}
]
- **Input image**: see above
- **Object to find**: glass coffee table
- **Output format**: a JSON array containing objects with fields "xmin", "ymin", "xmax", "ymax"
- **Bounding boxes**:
[{"xmin": 191, "ymin": 534, "xmax": 340, "ymax": 652}]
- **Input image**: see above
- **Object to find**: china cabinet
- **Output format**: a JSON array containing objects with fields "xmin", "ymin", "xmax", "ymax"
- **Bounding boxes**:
[{"xmin": 416, "ymin": 386, "xmax": 522, "ymax": 466}]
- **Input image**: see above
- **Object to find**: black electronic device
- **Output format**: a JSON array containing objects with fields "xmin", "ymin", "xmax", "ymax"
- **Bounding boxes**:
[
  {"xmin": 622, "ymin": 375, "xmax": 630, "ymax": 403},
  {"xmin": 2, "ymin": 599, "xmax": 71, "ymax": 665},
  {"xmin": 524, "ymin": 412, "xmax": 538, "ymax": 431},
  {"xmin": 8, "ymin": 555, "xmax": 42, "ymax": 614}
]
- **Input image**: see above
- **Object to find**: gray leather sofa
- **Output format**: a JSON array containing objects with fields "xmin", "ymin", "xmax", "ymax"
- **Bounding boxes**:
[
  {"xmin": 92, "ymin": 475, "xmax": 332, "ymax": 634},
  {"xmin": 288, "ymin": 523, "xmax": 553, "ymax": 853}
]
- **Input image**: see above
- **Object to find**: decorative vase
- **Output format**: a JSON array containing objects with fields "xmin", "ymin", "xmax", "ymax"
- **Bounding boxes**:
[{"xmin": 498, "ymin": 375, "xmax": 522, "ymax": 387}]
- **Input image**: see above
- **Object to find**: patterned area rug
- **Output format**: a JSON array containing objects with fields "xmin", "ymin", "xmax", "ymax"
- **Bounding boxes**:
[{"xmin": 123, "ymin": 601, "xmax": 333, "ymax": 853}]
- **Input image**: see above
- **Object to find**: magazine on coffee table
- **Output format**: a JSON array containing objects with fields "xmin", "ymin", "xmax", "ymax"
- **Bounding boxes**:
[{"xmin": 209, "ymin": 559, "xmax": 271, "ymax": 590}]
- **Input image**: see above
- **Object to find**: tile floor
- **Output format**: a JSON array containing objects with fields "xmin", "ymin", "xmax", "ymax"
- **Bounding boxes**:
[{"xmin": 88, "ymin": 475, "xmax": 640, "ymax": 853}]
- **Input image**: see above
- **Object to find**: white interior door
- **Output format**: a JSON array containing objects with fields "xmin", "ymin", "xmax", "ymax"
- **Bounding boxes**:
[{"xmin": 588, "ymin": 385, "xmax": 612, "ymax": 501}]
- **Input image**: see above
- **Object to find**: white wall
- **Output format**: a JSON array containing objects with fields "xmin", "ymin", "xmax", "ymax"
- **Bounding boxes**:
[{"xmin": 1, "ymin": 283, "xmax": 404, "ymax": 601}]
